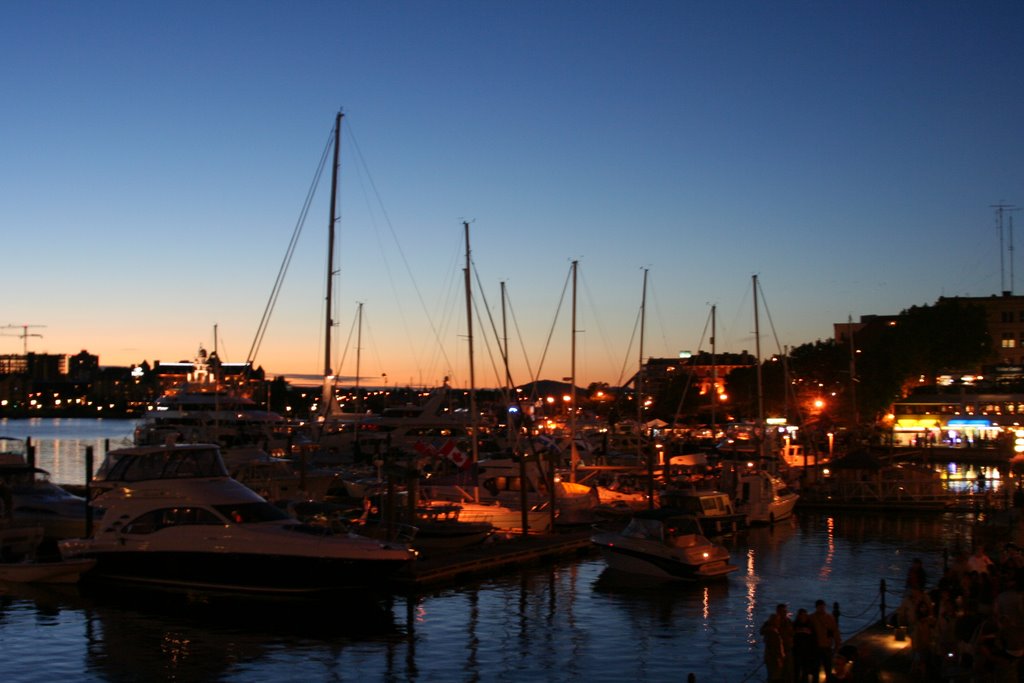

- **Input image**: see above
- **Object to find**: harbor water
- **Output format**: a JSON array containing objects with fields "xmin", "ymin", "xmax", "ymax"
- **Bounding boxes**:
[{"xmin": 0, "ymin": 419, "xmax": 1015, "ymax": 682}]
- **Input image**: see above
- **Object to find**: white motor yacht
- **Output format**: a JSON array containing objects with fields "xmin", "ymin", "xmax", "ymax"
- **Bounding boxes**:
[
  {"xmin": 58, "ymin": 444, "xmax": 415, "ymax": 595},
  {"xmin": 591, "ymin": 510, "xmax": 737, "ymax": 581},
  {"xmin": 0, "ymin": 438, "xmax": 90, "ymax": 539}
]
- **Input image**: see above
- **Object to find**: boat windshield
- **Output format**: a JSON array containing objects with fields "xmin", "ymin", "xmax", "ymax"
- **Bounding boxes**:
[{"xmin": 99, "ymin": 447, "xmax": 229, "ymax": 482}]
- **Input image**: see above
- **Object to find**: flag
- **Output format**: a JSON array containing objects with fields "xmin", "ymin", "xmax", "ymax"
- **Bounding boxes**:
[
  {"xmin": 438, "ymin": 439, "xmax": 471, "ymax": 470},
  {"xmin": 413, "ymin": 440, "xmax": 436, "ymax": 458}
]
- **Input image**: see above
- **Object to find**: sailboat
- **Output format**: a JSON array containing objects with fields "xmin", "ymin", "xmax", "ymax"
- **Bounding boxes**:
[{"xmin": 718, "ymin": 275, "xmax": 799, "ymax": 525}]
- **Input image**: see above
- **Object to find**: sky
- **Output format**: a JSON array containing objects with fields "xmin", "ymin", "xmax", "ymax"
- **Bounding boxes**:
[{"xmin": 2, "ymin": 1, "xmax": 1023, "ymax": 389}]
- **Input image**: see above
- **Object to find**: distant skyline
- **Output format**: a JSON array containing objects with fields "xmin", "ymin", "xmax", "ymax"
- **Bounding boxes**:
[{"xmin": 3, "ymin": 2, "xmax": 1023, "ymax": 388}]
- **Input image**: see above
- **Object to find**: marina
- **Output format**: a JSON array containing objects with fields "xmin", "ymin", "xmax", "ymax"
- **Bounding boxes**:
[{"xmin": 0, "ymin": 419, "xmax": 1019, "ymax": 681}]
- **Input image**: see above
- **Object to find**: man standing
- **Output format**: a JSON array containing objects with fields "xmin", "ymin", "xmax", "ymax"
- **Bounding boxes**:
[{"xmin": 810, "ymin": 599, "xmax": 841, "ymax": 680}]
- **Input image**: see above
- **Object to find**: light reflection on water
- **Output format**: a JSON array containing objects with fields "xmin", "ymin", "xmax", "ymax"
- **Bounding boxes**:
[
  {"xmin": 0, "ymin": 511, "xmax": 1001, "ymax": 683},
  {"xmin": 0, "ymin": 419, "xmax": 1018, "ymax": 681}
]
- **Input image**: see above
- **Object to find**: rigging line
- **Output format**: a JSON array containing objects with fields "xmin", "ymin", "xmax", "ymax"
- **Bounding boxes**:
[
  {"xmin": 344, "ymin": 124, "xmax": 420, "ymax": 371},
  {"xmin": 670, "ymin": 306, "xmax": 712, "ymax": 429},
  {"xmin": 578, "ymin": 267, "xmax": 622, "ymax": 383},
  {"xmin": 505, "ymin": 289, "xmax": 538, "ymax": 391},
  {"xmin": 345, "ymin": 122, "xmax": 453, "ymax": 379},
  {"xmin": 647, "ymin": 275, "xmax": 672, "ymax": 358},
  {"xmin": 471, "ymin": 265, "xmax": 512, "ymax": 389},
  {"xmin": 247, "ymin": 125, "xmax": 333, "ymax": 365},
  {"xmin": 615, "ymin": 305, "xmax": 642, "ymax": 389},
  {"xmin": 755, "ymin": 277, "xmax": 808, "ymax": 426},
  {"xmin": 754, "ymin": 277, "xmax": 786, "ymax": 358},
  {"xmin": 362, "ymin": 310, "xmax": 388, "ymax": 388},
  {"xmin": 532, "ymin": 263, "xmax": 573, "ymax": 393},
  {"xmin": 331, "ymin": 304, "xmax": 360, "ymax": 389},
  {"xmin": 471, "ymin": 286, "xmax": 505, "ymax": 390}
]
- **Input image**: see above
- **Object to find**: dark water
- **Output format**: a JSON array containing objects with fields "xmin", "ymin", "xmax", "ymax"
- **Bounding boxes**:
[{"xmin": 0, "ymin": 420, "xmax": 1014, "ymax": 682}]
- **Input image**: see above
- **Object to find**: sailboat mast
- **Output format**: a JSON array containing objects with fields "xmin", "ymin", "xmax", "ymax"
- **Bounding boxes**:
[
  {"xmin": 570, "ymin": 259, "xmax": 578, "ymax": 482},
  {"xmin": 322, "ymin": 111, "xmax": 342, "ymax": 412},
  {"xmin": 638, "ymin": 269, "xmax": 653, "ymax": 508},
  {"xmin": 356, "ymin": 302, "xmax": 363, "ymax": 412},
  {"xmin": 710, "ymin": 304, "xmax": 717, "ymax": 432},
  {"xmin": 753, "ymin": 274, "xmax": 765, "ymax": 459},
  {"xmin": 501, "ymin": 281, "xmax": 515, "ymax": 446},
  {"xmin": 463, "ymin": 221, "xmax": 479, "ymax": 468}
]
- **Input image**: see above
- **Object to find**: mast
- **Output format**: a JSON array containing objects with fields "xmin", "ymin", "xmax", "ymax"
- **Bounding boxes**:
[
  {"xmin": 569, "ymin": 259, "xmax": 579, "ymax": 482},
  {"xmin": 463, "ymin": 221, "xmax": 479, "ymax": 469},
  {"xmin": 847, "ymin": 315, "xmax": 858, "ymax": 426},
  {"xmin": 501, "ymin": 281, "xmax": 514, "ymax": 445},
  {"xmin": 710, "ymin": 304, "xmax": 717, "ymax": 432},
  {"xmin": 322, "ymin": 110, "xmax": 342, "ymax": 414},
  {"xmin": 638, "ymin": 269, "xmax": 653, "ymax": 509},
  {"xmin": 753, "ymin": 274, "xmax": 765, "ymax": 460}
]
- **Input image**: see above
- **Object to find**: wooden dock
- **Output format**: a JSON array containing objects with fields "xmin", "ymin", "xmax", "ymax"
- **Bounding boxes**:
[{"xmin": 390, "ymin": 529, "xmax": 595, "ymax": 588}]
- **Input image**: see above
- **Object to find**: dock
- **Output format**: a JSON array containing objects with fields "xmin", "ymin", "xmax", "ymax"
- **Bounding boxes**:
[{"xmin": 390, "ymin": 529, "xmax": 594, "ymax": 588}]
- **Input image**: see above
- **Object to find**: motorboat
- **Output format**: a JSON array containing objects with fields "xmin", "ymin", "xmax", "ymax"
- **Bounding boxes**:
[
  {"xmin": 424, "ymin": 455, "xmax": 600, "ymax": 525},
  {"xmin": 423, "ymin": 499, "xmax": 552, "ymax": 534},
  {"xmin": 719, "ymin": 464, "xmax": 799, "ymax": 525},
  {"xmin": 0, "ymin": 525, "xmax": 95, "ymax": 584},
  {"xmin": 58, "ymin": 443, "xmax": 415, "ymax": 595},
  {"xmin": 591, "ymin": 509, "xmax": 737, "ymax": 581},
  {"xmin": 0, "ymin": 437, "xmax": 90, "ymax": 539},
  {"xmin": 357, "ymin": 502, "xmax": 494, "ymax": 556},
  {"xmin": 658, "ymin": 488, "xmax": 747, "ymax": 536}
]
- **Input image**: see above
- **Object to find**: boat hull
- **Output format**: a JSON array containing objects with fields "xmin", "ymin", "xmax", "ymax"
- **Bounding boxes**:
[
  {"xmin": 591, "ymin": 533, "xmax": 737, "ymax": 582},
  {"xmin": 0, "ymin": 558, "xmax": 95, "ymax": 584},
  {"xmin": 74, "ymin": 550, "xmax": 409, "ymax": 595}
]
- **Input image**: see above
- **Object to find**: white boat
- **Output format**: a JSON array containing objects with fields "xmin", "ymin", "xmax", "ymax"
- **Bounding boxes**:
[
  {"xmin": 658, "ymin": 488, "xmax": 747, "ymax": 536},
  {"xmin": 58, "ymin": 443, "xmax": 415, "ymax": 595},
  {"xmin": 425, "ymin": 500, "xmax": 552, "ymax": 534},
  {"xmin": 0, "ymin": 438, "xmax": 90, "ymax": 539},
  {"xmin": 719, "ymin": 465, "xmax": 799, "ymax": 525},
  {"xmin": 0, "ymin": 525, "xmax": 95, "ymax": 584},
  {"xmin": 424, "ymin": 456, "xmax": 600, "ymax": 525},
  {"xmin": 591, "ymin": 510, "xmax": 738, "ymax": 581}
]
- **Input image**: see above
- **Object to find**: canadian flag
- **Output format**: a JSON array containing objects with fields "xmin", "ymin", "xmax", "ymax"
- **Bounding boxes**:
[
  {"xmin": 438, "ymin": 439, "xmax": 471, "ymax": 470},
  {"xmin": 414, "ymin": 440, "xmax": 441, "ymax": 459}
]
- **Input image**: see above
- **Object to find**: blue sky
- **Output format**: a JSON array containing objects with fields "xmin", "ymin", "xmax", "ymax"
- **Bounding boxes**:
[{"xmin": 2, "ymin": 1, "xmax": 1022, "ymax": 388}]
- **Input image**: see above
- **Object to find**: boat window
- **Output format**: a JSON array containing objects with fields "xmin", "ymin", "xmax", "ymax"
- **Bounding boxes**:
[
  {"xmin": 213, "ymin": 502, "xmax": 290, "ymax": 524},
  {"xmin": 101, "ymin": 448, "xmax": 229, "ymax": 482},
  {"xmin": 122, "ymin": 506, "xmax": 222, "ymax": 534}
]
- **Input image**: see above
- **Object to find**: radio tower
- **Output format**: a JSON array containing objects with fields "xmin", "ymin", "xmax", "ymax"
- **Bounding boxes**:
[{"xmin": 992, "ymin": 203, "xmax": 1020, "ymax": 294}]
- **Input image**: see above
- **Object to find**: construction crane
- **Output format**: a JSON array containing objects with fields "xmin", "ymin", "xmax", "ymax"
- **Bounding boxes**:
[{"xmin": 1, "ymin": 324, "xmax": 45, "ymax": 355}]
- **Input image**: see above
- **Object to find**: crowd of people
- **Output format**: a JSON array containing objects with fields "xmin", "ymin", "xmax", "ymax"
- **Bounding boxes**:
[
  {"xmin": 894, "ymin": 542, "xmax": 1024, "ymax": 681},
  {"xmin": 759, "ymin": 541, "xmax": 1024, "ymax": 682},
  {"xmin": 759, "ymin": 599, "xmax": 844, "ymax": 682}
]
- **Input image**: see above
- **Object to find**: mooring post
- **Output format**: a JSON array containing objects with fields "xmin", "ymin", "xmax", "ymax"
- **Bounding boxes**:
[
  {"xmin": 880, "ymin": 579, "xmax": 887, "ymax": 626},
  {"xmin": 85, "ymin": 445, "xmax": 94, "ymax": 538}
]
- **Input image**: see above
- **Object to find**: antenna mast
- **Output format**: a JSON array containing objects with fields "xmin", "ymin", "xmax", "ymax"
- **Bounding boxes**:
[{"xmin": 992, "ymin": 203, "xmax": 1019, "ymax": 294}]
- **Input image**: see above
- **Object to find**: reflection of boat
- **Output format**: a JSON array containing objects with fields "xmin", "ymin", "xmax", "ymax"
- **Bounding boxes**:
[
  {"xmin": 59, "ymin": 444, "xmax": 415, "ymax": 595},
  {"xmin": 0, "ymin": 525, "xmax": 95, "ymax": 583},
  {"xmin": 0, "ymin": 437, "xmax": 90, "ymax": 539},
  {"xmin": 591, "ymin": 510, "xmax": 737, "ymax": 581}
]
